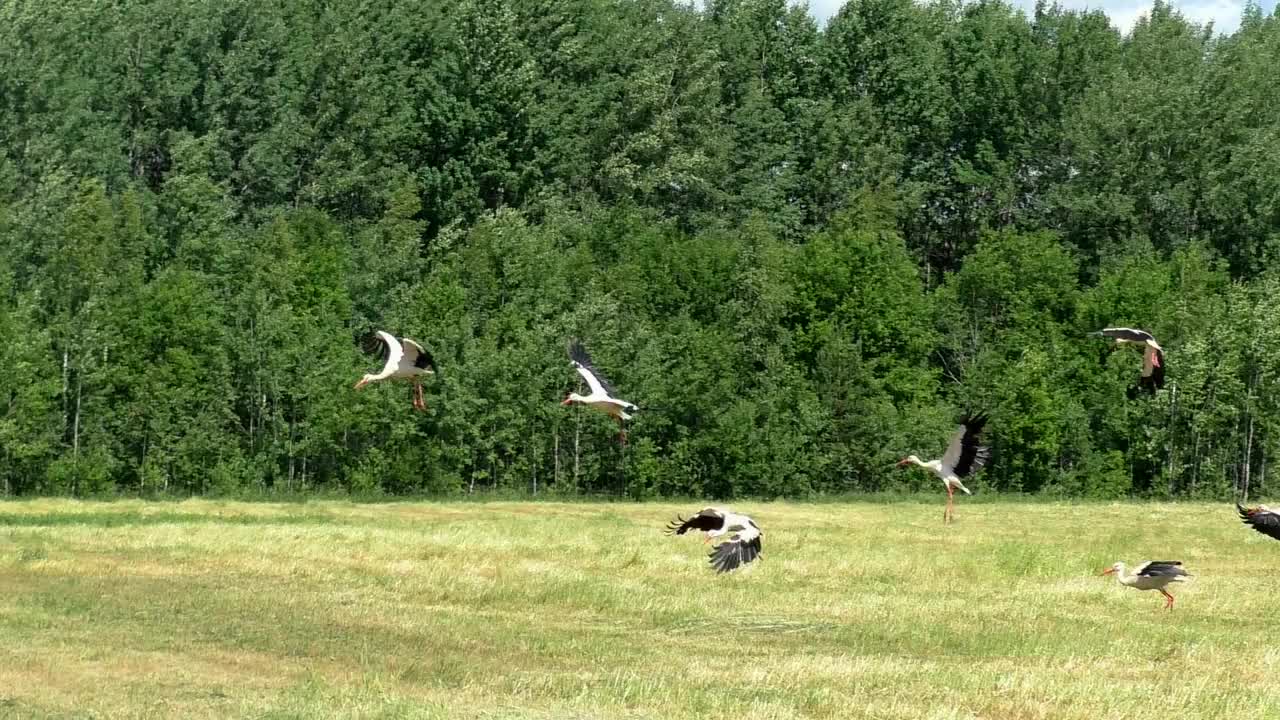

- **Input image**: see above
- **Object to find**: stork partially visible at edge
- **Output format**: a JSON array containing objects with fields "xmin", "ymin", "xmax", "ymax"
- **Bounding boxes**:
[
  {"xmin": 897, "ymin": 415, "xmax": 990, "ymax": 524},
  {"xmin": 1237, "ymin": 503, "xmax": 1280, "ymax": 542},
  {"xmin": 354, "ymin": 331, "xmax": 437, "ymax": 411}
]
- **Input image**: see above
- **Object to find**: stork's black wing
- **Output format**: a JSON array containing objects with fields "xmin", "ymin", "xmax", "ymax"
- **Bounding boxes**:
[
  {"xmin": 1137, "ymin": 561, "xmax": 1186, "ymax": 578},
  {"xmin": 664, "ymin": 508, "xmax": 725, "ymax": 536},
  {"xmin": 1238, "ymin": 504, "xmax": 1280, "ymax": 541},
  {"xmin": 708, "ymin": 529, "xmax": 762, "ymax": 574},
  {"xmin": 568, "ymin": 339, "xmax": 619, "ymax": 397},
  {"xmin": 943, "ymin": 414, "xmax": 990, "ymax": 479},
  {"xmin": 401, "ymin": 339, "xmax": 437, "ymax": 373},
  {"xmin": 360, "ymin": 331, "xmax": 391, "ymax": 363}
]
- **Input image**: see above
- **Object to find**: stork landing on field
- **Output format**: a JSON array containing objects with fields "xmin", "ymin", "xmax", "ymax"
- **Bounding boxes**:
[
  {"xmin": 562, "ymin": 339, "xmax": 638, "ymax": 443},
  {"xmin": 1093, "ymin": 327, "xmax": 1165, "ymax": 394},
  {"xmin": 665, "ymin": 507, "xmax": 762, "ymax": 573},
  {"xmin": 1237, "ymin": 503, "xmax": 1280, "ymax": 541},
  {"xmin": 1102, "ymin": 561, "xmax": 1189, "ymax": 610},
  {"xmin": 355, "ymin": 331, "xmax": 437, "ymax": 411},
  {"xmin": 898, "ymin": 415, "xmax": 989, "ymax": 524}
]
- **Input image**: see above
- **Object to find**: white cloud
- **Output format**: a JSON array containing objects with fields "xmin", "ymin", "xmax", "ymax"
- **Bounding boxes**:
[
  {"xmin": 799, "ymin": 0, "xmax": 847, "ymax": 22},
  {"xmin": 792, "ymin": 0, "xmax": 1278, "ymax": 35},
  {"xmin": 1005, "ymin": 0, "xmax": 1246, "ymax": 34}
]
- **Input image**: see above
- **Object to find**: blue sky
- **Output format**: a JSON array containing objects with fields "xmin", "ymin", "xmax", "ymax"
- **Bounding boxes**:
[{"xmin": 799, "ymin": 0, "xmax": 1278, "ymax": 34}]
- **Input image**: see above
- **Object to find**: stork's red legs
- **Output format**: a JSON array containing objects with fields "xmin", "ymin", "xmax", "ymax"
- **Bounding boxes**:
[
  {"xmin": 944, "ymin": 487, "xmax": 955, "ymax": 524},
  {"xmin": 1160, "ymin": 589, "xmax": 1175, "ymax": 610},
  {"xmin": 412, "ymin": 380, "xmax": 427, "ymax": 412},
  {"xmin": 616, "ymin": 418, "xmax": 627, "ymax": 445}
]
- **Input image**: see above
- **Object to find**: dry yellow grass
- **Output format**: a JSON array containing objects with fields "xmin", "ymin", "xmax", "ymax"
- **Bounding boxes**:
[{"xmin": 2, "ymin": 498, "xmax": 1279, "ymax": 719}]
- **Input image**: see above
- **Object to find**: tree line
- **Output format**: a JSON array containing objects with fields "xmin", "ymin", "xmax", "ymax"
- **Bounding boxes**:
[{"xmin": 1, "ymin": 0, "xmax": 1278, "ymax": 499}]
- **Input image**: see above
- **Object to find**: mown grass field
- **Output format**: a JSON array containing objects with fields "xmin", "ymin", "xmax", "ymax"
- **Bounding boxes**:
[{"xmin": 2, "ymin": 498, "xmax": 1279, "ymax": 719}]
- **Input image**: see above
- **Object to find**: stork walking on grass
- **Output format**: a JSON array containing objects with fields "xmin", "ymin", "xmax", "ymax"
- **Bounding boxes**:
[
  {"xmin": 1093, "ymin": 327, "xmax": 1166, "ymax": 394},
  {"xmin": 1237, "ymin": 503, "xmax": 1280, "ymax": 541},
  {"xmin": 897, "ymin": 415, "xmax": 990, "ymax": 524},
  {"xmin": 354, "ymin": 331, "xmax": 437, "ymax": 411},
  {"xmin": 562, "ymin": 339, "xmax": 638, "ymax": 443},
  {"xmin": 1101, "ymin": 561, "xmax": 1190, "ymax": 610},
  {"xmin": 665, "ymin": 507, "xmax": 763, "ymax": 573}
]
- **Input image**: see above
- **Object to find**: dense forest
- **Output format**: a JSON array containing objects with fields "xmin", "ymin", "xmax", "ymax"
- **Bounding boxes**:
[{"xmin": 2, "ymin": 0, "xmax": 1278, "ymax": 499}]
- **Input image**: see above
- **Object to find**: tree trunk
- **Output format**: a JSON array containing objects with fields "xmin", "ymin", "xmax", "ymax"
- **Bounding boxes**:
[
  {"xmin": 1242, "ymin": 369, "xmax": 1258, "ymax": 502},
  {"xmin": 61, "ymin": 348, "xmax": 70, "ymax": 432},
  {"xmin": 1259, "ymin": 457, "xmax": 1266, "ymax": 501},
  {"xmin": 1191, "ymin": 431, "xmax": 1201, "ymax": 496},
  {"xmin": 554, "ymin": 429, "xmax": 560, "ymax": 490},
  {"xmin": 573, "ymin": 408, "xmax": 581, "ymax": 490},
  {"xmin": 71, "ymin": 375, "xmax": 82, "ymax": 496},
  {"xmin": 1165, "ymin": 385, "xmax": 1178, "ymax": 488},
  {"xmin": 287, "ymin": 418, "xmax": 296, "ymax": 492},
  {"xmin": 73, "ymin": 374, "xmax": 82, "ymax": 459},
  {"xmin": 619, "ymin": 440, "xmax": 626, "ymax": 498},
  {"xmin": 1242, "ymin": 410, "xmax": 1254, "ymax": 502}
]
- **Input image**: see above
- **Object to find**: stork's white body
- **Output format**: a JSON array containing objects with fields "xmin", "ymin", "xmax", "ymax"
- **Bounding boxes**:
[
  {"xmin": 708, "ymin": 509, "xmax": 753, "ymax": 539},
  {"xmin": 565, "ymin": 392, "xmax": 635, "ymax": 421},
  {"xmin": 901, "ymin": 456, "xmax": 971, "ymax": 495}
]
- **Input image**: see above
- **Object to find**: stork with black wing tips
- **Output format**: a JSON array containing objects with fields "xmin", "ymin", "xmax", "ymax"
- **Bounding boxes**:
[
  {"xmin": 1093, "ymin": 327, "xmax": 1166, "ymax": 395},
  {"xmin": 562, "ymin": 339, "xmax": 638, "ymax": 443},
  {"xmin": 665, "ymin": 507, "xmax": 763, "ymax": 574},
  {"xmin": 897, "ymin": 415, "xmax": 990, "ymax": 524},
  {"xmin": 354, "ymin": 331, "xmax": 437, "ymax": 411},
  {"xmin": 1101, "ymin": 561, "xmax": 1190, "ymax": 610}
]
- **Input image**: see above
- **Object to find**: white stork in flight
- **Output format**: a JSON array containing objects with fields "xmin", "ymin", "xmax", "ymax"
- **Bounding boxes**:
[
  {"xmin": 1101, "ymin": 561, "xmax": 1190, "ymax": 610},
  {"xmin": 354, "ymin": 330, "xmax": 437, "ymax": 411},
  {"xmin": 1094, "ymin": 327, "xmax": 1165, "ymax": 394},
  {"xmin": 562, "ymin": 339, "xmax": 638, "ymax": 443},
  {"xmin": 898, "ymin": 415, "xmax": 990, "ymax": 524},
  {"xmin": 665, "ymin": 507, "xmax": 763, "ymax": 573},
  {"xmin": 1237, "ymin": 503, "xmax": 1280, "ymax": 541}
]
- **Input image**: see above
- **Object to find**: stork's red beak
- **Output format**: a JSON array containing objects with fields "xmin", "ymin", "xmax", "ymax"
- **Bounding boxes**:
[
  {"xmin": 1100, "ymin": 568, "xmax": 1115, "ymax": 576},
  {"xmin": 561, "ymin": 397, "xmax": 573, "ymax": 406},
  {"xmin": 896, "ymin": 459, "xmax": 911, "ymax": 468},
  {"xmin": 354, "ymin": 379, "xmax": 368, "ymax": 390}
]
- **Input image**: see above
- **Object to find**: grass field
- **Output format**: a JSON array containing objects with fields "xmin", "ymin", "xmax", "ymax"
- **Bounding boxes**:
[{"xmin": 2, "ymin": 498, "xmax": 1279, "ymax": 719}]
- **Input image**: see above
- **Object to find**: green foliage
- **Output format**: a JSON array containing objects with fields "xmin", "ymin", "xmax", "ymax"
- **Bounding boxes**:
[{"xmin": 0, "ymin": 0, "xmax": 1277, "ymax": 500}]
